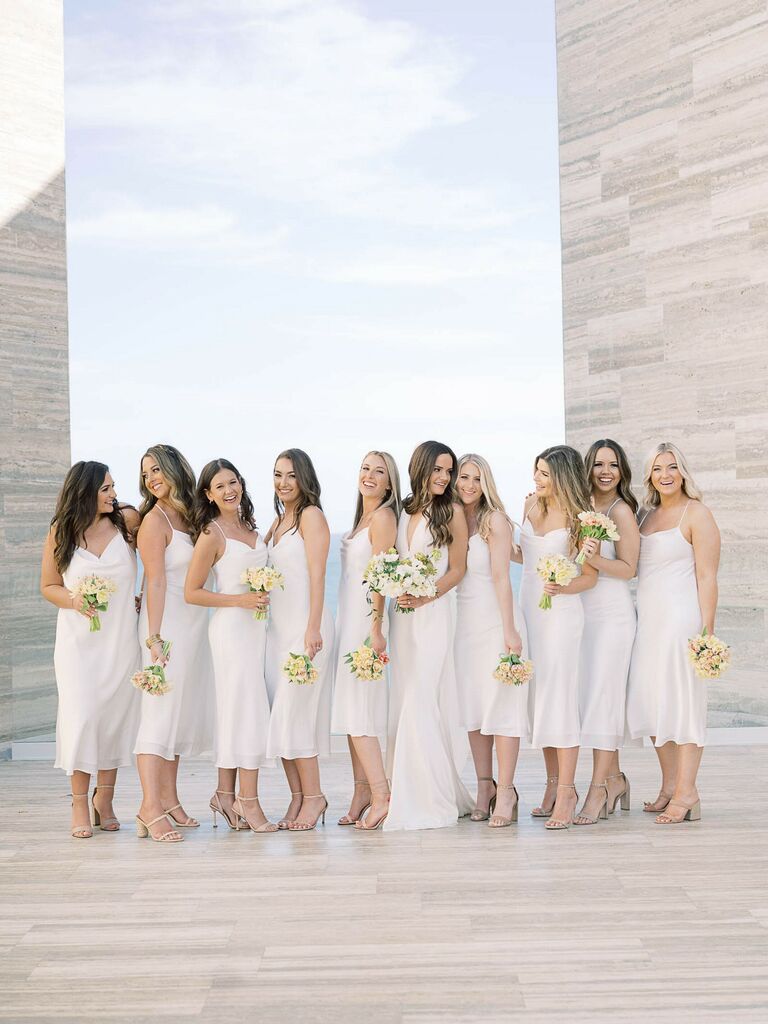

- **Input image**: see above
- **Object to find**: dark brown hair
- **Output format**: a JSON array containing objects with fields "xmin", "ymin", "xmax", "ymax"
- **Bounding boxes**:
[
  {"xmin": 584, "ymin": 438, "xmax": 639, "ymax": 515},
  {"xmin": 193, "ymin": 459, "xmax": 257, "ymax": 541},
  {"xmin": 273, "ymin": 448, "xmax": 322, "ymax": 533},
  {"xmin": 138, "ymin": 444, "xmax": 196, "ymax": 527},
  {"xmin": 403, "ymin": 440, "xmax": 457, "ymax": 548},
  {"xmin": 50, "ymin": 461, "xmax": 130, "ymax": 573}
]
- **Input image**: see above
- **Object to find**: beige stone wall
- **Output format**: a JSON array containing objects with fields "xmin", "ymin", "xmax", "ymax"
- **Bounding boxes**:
[
  {"xmin": 0, "ymin": 1, "xmax": 70, "ymax": 752},
  {"xmin": 556, "ymin": 0, "xmax": 768, "ymax": 725}
]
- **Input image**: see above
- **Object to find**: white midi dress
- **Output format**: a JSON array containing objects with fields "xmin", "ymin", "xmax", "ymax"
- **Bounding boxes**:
[
  {"xmin": 626, "ymin": 503, "xmax": 706, "ymax": 747},
  {"xmin": 54, "ymin": 531, "xmax": 141, "ymax": 775},
  {"xmin": 384, "ymin": 512, "xmax": 473, "ymax": 831},
  {"xmin": 579, "ymin": 503, "xmax": 637, "ymax": 751},
  {"xmin": 208, "ymin": 522, "xmax": 272, "ymax": 769},
  {"xmin": 519, "ymin": 521, "xmax": 583, "ymax": 749},
  {"xmin": 265, "ymin": 528, "xmax": 334, "ymax": 759},
  {"xmin": 455, "ymin": 533, "xmax": 531, "ymax": 739},
  {"xmin": 135, "ymin": 507, "xmax": 214, "ymax": 760},
  {"xmin": 331, "ymin": 527, "xmax": 388, "ymax": 737}
]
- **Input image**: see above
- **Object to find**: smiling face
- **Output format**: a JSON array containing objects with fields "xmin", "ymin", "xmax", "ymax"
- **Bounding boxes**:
[
  {"xmin": 429, "ymin": 453, "xmax": 454, "ymax": 497},
  {"xmin": 651, "ymin": 451, "xmax": 684, "ymax": 499},
  {"xmin": 456, "ymin": 461, "xmax": 482, "ymax": 507},
  {"xmin": 97, "ymin": 473, "xmax": 117, "ymax": 515},
  {"xmin": 533, "ymin": 458, "xmax": 553, "ymax": 498},
  {"xmin": 591, "ymin": 446, "xmax": 620, "ymax": 496},
  {"xmin": 358, "ymin": 453, "xmax": 390, "ymax": 503},
  {"xmin": 142, "ymin": 456, "xmax": 171, "ymax": 503},
  {"xmin": 206, "ymin": 468, "xmax": 242, "ymax": 514},
  {"xmin": 274, "ymin": 457, "xmax": 299, "ymax": 506}
]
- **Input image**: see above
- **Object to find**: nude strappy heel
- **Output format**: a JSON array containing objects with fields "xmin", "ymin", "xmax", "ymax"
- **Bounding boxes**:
[
  {"xmin": 233, "ymin": 795, "xmax": 279, "ymax": 833},
  {"xmin": 488, "ymin": 784, "xmax": 519, "ymax": 828},
  {"xmin": 606, "ymin": 772, "xmax": 630, "ymax": 813},
  {"xmin": 278, "ymin": 791, "xmax": 303, "ymax": 830},
  {"xmin": 338, "ymin": 779, "xmax": 371, "ymax": 825},
  {"xmin": 71, "ymin": 793, "xmax": 93, "ymax": 839},
  {"xmin": 530, "ymin": 776, "xmax": 559, "ymax": 817},
  {"xmin": 209, "ymin": 790, "xmax": 243, "ymax": 830},
  {"xmin": 470, "ymin": 777, "xmax": 497, "ymax": 822},
  {"xmin": 643, "ymin": 789, "xmax": 672, "ymax": 812},
  {"xmin": 655, "ymin": 798, "xmax": 701, "ymax": 824},
  {"xmin": 135, "ymin": 813, "xmax": 183, "ymax": 842},
  {"xmin": 354, "ymin": 781, "xmax": 390, "ymax": 831},
  {"xmin": 545, "ymin": 784, "xmax": 579, "ymax": 831},
  {"xmin": 288, "ymin": 794, "xmax": 328, "ymax": 831},
  {"xmin": 165, "ymin": 803, "xmax": 200, "ymax": 828},
  {"xmin": 92, "ymin": 784, "xmax": 120, "ymax": 831},
  {"xmin": 572, "ymin": 782, "xmax": 608, "ymax": 826}
]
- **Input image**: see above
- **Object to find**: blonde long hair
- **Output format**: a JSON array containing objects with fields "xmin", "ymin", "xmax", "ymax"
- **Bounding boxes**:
[
  {"xmin": 352, "ymin": 451, "xmax": 402, "ymax": 530},
  {"xmin": 457, "ymin": 453, "xmax": 514, "ymax": 542},
  {"xmin": 138, "ymin": 444, "xmax": 196, "ymax": 527},
  {"xmin": 533, "ymin": 445, "xmax": 592, "ymax": 551},
  {"xmin": 642, "ymin": 442, "xmax": 703, "ymax": 508}
]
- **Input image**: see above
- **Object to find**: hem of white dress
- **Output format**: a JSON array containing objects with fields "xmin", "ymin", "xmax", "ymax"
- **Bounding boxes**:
[
  {"xmin": 55, "ymin": 754, "xmax": 134, "ymax": 776},
  {"xmin": 383, "ymin": 816, "xmax": 460, "ymax": 832},
  {"xmin": 331, "ymin": 728, "xmax": 384, "ymax": 739},
  {"xmin": 133, "ymin": 742, "xmax": 213, "ymax": 759},
  {"xmin": 630, "ymin": 728, "xmax": 705, "ymax": 748},
  {"xmin": 214, "ymin": 755, "xmax": 273, "ymax": 770},
  {"xmin": 266, "ymin": 746, "xmax": 330, "ymax": 760},
  {"xmin": 530, "ymin": 734, "xmax": 580, "ymax": 750},
  {"xmin": 579, "ymin": 733, "xmax": 624, "ymax": 751},
  {"xmin": 474, "ymin": 726, "xmax": 531, "ymax": 740}
]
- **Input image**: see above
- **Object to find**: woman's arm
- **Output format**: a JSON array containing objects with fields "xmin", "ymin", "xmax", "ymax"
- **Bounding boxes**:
[
  {"xmin": 184, "ymin": 529, "xmax": 271, "ymax": 611},
  {"xmin": 511, "ymin": 499, "xmax": 536, "ymax": 565},
  {"xmin": 300, "ymin": 506, "xmax": 331, "ymax": 659},
  {"xmin": 40, "ymin": 528, "xmax": 94, "ymax": 618},
  {"xmin": 579, "ymin": 502, "xmax": 640, "ymax": 580},
  {"xmin": 543, "ymin": 556, "xmax": 598, "ymax": 597},
  {"xmin": 488, "ymin": 512, "xmax": 522, "ymax": 655},
  {"xmin": 121, "ymin": 507, "xmax": 141, "ymax": 547},
  {"xmin": 368, "ymin": 507, "xmax": 397, "ymax": 654},
  {"xmin": 137, "ymin": 511, "xmax": 170, "ymax": 665},
  {"xmin": 690, "ymin": 503, "xmax": 721, "ymax": 633}
]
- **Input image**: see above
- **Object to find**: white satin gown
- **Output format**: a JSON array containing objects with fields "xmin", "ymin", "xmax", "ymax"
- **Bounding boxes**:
[{"xmin": 384, "ymin": 512, "xmax": 473, "ymax": 830}]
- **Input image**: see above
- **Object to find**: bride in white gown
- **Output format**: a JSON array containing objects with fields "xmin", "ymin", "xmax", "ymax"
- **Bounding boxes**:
[{"xmin": 385, "ymin": 440, "xmax": 473, "ymax": 831}]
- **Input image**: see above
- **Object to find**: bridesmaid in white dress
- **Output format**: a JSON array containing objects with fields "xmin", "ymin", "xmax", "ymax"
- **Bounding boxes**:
[
  {"xmin": 41, "ymin": 461, "xmax": 141, "ymax": 838},
  {"xmin": 331, "ymin": 451, "xmax": 401, "ymax": 831},
  {"xmin": 572, "ymin": 439, "xmax": 639, "ymax": 826},
  {"xmin": 264, "ymin": 449, "xmax": 334, "ymax": 831},
  {"xmin": 454, "ymin": 454, "xmax": 529, "ymax": 828},
  {"xmin": 516, "ymin": 446, "xmax": 597, "ymax": 830},
  {"xmin": 135, "ymin": 445, "xmax": 214, "ymax": 842},
  {"xmin": 626, "ymin": 442, "xmax": 721, "ymax": 824},
  {"xmin": 384, "ymin": 440, "xmax": 473, "ymax": 831},
  {"xmin": 184, "ymin": 459, "xmax": 278, "ymax": 834}
]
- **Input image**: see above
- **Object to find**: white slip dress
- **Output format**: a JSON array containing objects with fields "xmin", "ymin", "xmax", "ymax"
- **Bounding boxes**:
[
  {"xmin": 330, "ymin": 527, "xmax": 388, "ymax": 738},
  {"xmin": 626, "ymin": 502, "xmax": 706, "ymax": 747},
  {"xmin": 264, "ymin": 527, "xmax": 334, "ymax": 759},
  {"xmin": 135, "ymin": 507, "xmax": 214, "ymax": 760},
  {"xmin": 455, "ymin": 533, "xmax": 531, "ymax": 739},
  {"xmin": 519, "ymin": 520, "xmax": 583, "ymax": 749},
  {"xmin": 54, "ymin": 531, "xmax": 141, "ymax": 775},
  {"xmin": 208, "ymin": 521, "xmax": 272, "ymax": 769},
  {"xmin": 384, "ymin": 512, "xmax": 473, "ymax": 831},
  {"xmin": 578, "ymin": 499, "xmax": 637, "ymax": 751}
]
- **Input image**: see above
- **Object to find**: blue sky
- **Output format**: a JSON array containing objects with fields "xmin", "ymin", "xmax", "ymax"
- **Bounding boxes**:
[{"xmin": 64, "ymin": 0, "xmax": 563, "ymax": 530}]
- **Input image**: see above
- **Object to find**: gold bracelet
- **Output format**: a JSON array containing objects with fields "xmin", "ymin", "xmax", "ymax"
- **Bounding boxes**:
[{"xmin": 145, "ymin": 634, "xmax": 162, "ymax": 649}]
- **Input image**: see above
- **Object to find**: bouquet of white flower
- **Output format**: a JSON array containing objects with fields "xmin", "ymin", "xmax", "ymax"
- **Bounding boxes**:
[{"xmin": 363, "ymin": 547, "xmax": 442, "ymax": 613}]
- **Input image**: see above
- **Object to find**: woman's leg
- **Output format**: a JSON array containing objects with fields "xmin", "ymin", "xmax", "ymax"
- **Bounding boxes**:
[
  {"xmin": 137, "ymin": 753, "xmax": 180, "ymax": 839},
  {"xmin": 645, "ymin": 739, "xmax": 678, "ymax": 811},
  {"xmin": 532, "ymin": 746, "xmax": 560, "ymax": 815},
  {"xmin": 547, "ymin": 746, "xmax": 579, "ymax": 828},
  {"xmin": 70, "ymin": 769, "xmax": 92, "ymax": 837},
  {"xmin": 350, "ymin": 735, "xmax": 389, "ymax": 825},
  {"xmin": 211, "ymin": 767, "xmax": 237, "ymax": 826},
  {"xmin": 489, "ymin": 736, "xmax": 520, "ymax": 825},
  {"xmin": 574, "ymin": 748, "xmax": 622, "ymax": 824},
  {"xmin": 278, "ymin": 757, "xmax": 303, "ymax": 828},
  {"xmin": 468, "ymin": 730, "xmax": 496, "ymax": 819},
  {"xmin": 656, "ymin": 743, "xmax": 703, "ymax": 823},
  {"xmin": 289, "ymin": 756, "xmax": 326, "ymax": 830},
  {"xmin": 161, "ymin": 755, "xmax": 198, "ymax": 826},
  {"xmin": 338, "ymin": 736, "xmax": 372, "ymax": 824},
  {"xmin": 92, "ymin": 767, "xmax": 120, "ymax": 831},
  {"xmin": 237, "ymin": 767, "xmax": 277, "ymax": 830}
]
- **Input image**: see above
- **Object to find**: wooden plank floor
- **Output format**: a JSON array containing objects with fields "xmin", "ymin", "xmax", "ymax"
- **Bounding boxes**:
[{"xmin": 1, "ymin": 746, "xmax": 766, "ymax": 1023}]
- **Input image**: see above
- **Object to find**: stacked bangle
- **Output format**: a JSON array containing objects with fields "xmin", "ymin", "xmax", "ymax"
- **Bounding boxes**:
[{"xmin": 145, "ymin": 634, "xmax": 163, "ymax": 649}]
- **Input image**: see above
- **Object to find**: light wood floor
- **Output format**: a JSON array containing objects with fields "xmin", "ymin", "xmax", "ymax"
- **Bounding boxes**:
[{"xmin": 1, "ymin": 746, "xmax": 766, "ymax": 1023}]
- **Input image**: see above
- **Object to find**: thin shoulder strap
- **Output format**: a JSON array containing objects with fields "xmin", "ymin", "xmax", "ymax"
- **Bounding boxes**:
[
  {"xmin": 156, "ymin": 504, "xmax": 173, "ymax": 530},
  {"xmin": 678, "ymin": 500, "xmax": 691, "ymax": 528},
  {"xmin": 638, "ymin": 508, "xmax": 651, "ymax": 528},
  {"xmin": 523, "ymin": 498, "xmax": 537, "ymax": 524},
  {"xmin": 607, "ymin": 497, "xmax": 620, "ymax": 515},
  {"xmin": 211, "ymin": 520, "xmax": 226, "ymax": 541}
]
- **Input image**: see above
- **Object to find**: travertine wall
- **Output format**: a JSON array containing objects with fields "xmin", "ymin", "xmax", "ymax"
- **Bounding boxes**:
[
  {"xmin": 556, "ymin": 0, "xmax": 768, "ymax": 725},
  {"xmin": 0, "ymin": 1, "xmax": 70, "ymax": 753}
]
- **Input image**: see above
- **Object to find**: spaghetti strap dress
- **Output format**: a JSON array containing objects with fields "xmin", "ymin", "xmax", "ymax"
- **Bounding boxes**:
[
  {"xmin": 54, "ymin": 531, "xmax": 141, "ymax": 775},
  {"xmin": 626, "ymin": 503, "xmax": 706, "ymax": 746}
]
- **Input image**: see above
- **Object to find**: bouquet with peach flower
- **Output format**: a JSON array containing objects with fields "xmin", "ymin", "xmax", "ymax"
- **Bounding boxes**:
[
  {"xmin": 240, "ymin": 565, "xmax": 285, "ymax": 620},
  {"xmin": 71, "ymin": 573, "xmax": 118, "ymax": 632},
  {"xmin": 688, "ymin": 630, "xmax": 731, "ymax": 679},
  {"xmin": 282, "ymin": 652, "xmax": 318, "ymax": 685},
  {"xmin": 131, "ymin": 641, "xmax": 173, "ymax": 695},
  {"xmin": 575, "ymin": 510, "xmax": 620, "ymax": 564},
  {"xmin": 345, "ymin": 638, "xmax": 389, "ymax": 681},
  {"xmin": 536, "ymin": 554, "xmax": 579, "ymax": 610},
  {"xmin": 493, "ymin": 652, "xmax": 534, "ymax": 686}
]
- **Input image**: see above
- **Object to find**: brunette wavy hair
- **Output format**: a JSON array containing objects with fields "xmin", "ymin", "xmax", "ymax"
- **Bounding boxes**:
[
  {"xmin": 138, "ymin": 444, "xmax": 196, "ymax": 527},
  {"xmin": 533, "ymin": 445, "xmax": 592, "ymax": 551},
  {"xmin": 352, "ymin": 451, "xmax": 402, "ymax": 530},
  {"xmin": 192, "ymin": 458, "xmax": 257, "ymax": 541},
  {"xmin": 50, "ymin": 461, "xmax": 130, "ymax": 574},
  {"xmin": 273, "ymin": 448, "xmax": 322, "ymax": 533},
  {"xmin": 584, "ymin": 438, "xmax": 639, "ymax": 515},
  {"xmin": 403, "ymin": 440, "xmax": 457, "ymax": 548}
]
